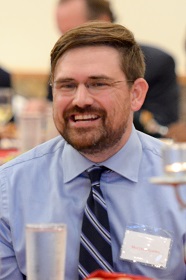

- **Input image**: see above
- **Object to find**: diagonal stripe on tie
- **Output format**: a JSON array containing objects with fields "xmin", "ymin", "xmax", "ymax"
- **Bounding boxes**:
[
  {"xmin": 78, "ymin": 165, "xmax": 113, "ymax": 279},
  {"xmin": 84, "ymin": 204, "xmax": 111, "ymax": 244}
]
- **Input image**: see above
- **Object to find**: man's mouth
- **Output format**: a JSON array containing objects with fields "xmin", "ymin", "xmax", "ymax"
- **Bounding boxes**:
[{"xmin": 70, "ymin": 114, "xmax": 100, "ymax": 122}]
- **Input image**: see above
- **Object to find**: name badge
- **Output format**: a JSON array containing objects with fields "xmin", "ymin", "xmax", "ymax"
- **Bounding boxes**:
[{"xmin": 120, "ymin": 224, "xmax": 172, "ymax": 269}]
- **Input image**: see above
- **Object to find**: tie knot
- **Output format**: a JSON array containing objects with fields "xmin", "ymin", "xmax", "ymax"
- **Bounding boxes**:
[{"xmin": 86, "ymin": 165, "xmax": 108, "ymax": 185}]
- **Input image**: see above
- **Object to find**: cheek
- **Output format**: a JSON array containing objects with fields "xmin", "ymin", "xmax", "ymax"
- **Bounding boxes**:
[
  {"xmin": 53, "ymin": 94, "xmax": 70, "ymax": 113},
  {"xmin": 111, "ymin": 92, "xmax": 131, "ymax": 116},
  {"xmin": 52, "ymin": 96, "xmax": 66, "ymax": 124}
]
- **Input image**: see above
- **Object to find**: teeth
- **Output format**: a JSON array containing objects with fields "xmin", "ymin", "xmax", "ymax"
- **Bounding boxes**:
[{"xmin": 74, "ymin": 114, "xmax": 98, "ymax": 121}]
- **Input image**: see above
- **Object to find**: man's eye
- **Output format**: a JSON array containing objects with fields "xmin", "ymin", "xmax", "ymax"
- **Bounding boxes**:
[
  {"xmin": 90, "ymin": 82, "xmax": 109, "ymax": 88},
  {"xmin": 57, "ymin": 83, "xmax": 76, "ymax": 90}
]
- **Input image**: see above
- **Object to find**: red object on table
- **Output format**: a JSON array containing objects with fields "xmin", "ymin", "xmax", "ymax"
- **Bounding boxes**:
[
  {"xmin": 0, "ymin": 148, "xmax": 19, "ymax": 165},
  {"xmin": 85, "ymin": 270, "xmax": 153, "ymax": 279}
]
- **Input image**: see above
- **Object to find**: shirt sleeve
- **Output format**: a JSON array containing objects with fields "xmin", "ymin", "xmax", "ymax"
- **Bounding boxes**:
[{"xmin": 0, "ymin": 170, "xmax": 24, "ymax": 280}]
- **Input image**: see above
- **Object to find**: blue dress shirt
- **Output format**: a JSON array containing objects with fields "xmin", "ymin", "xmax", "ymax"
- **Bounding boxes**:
[{"xmin": 0, "ymin": 127, "xmax": 186, "ymax": 280}]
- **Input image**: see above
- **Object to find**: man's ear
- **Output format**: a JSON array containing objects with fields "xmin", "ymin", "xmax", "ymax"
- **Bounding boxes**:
[{"xmin": 130, "ymin": 78, "xmax": 148, "ymax": 111}]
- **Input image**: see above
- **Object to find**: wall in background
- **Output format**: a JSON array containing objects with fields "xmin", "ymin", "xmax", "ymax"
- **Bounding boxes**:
[
  {"xmin": 0, "ymin": 0, "xmax": 59, "ymax": 73},
  {"xmin": 0, "ymin": 0, "xmax": 186, "ymax": 75}
]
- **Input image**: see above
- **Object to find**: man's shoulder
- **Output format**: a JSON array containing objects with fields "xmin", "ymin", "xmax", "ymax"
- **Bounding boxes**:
[
  {"xmin": 140, "ymin": 44, "xmax": 175, "ymax": 64},
  {"xmin": 137, "ymin": 130, "xmax": 164, "ymax": 158},
  {"xmin": 0, "ymin": 67, "xmax": 10, "ymax": 76},
  {"xmin": 0, "ymin": 67, "xmax": 11, "ymax": 87},
  {"xmin": 140, "ymin": 44, "xmax": 171, "ymax": 56}
]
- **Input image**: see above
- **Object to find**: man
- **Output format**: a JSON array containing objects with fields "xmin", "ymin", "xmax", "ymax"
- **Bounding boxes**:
[
  {"xmin": 55, "ymin": 0, "xmax": 115, "ymax": 34},
  {"xmin": 46, "ymin": 0, "xmax": 181, "ymax": 140},
  {"xmin": 0, "ymin": 21, "xmax": 186, "ymax": 280}
]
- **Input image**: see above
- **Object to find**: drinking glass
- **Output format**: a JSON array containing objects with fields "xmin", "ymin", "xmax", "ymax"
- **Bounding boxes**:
[
  {"xmin": 45, "ymin": 103, "xmax": 59, "ymax": 141},
  {"xmin": 26, "ymin": 223, "xmax": 67, "ymax": 280},
  {"xmin": 162, "ymin": 143, "xmax": 186, "ymax": 177},
  {"xmin": 17, "ymin": 112, "xmax": 45, "ymax": 152},
  {"xmin": 162, "ymin": 143, "xmax": 186, "ymax": 208}
]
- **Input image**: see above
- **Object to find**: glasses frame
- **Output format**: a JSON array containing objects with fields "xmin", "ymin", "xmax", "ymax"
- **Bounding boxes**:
[{"xmin": 49, "ymin": 78, "xmax": 135, "ymax": 96}]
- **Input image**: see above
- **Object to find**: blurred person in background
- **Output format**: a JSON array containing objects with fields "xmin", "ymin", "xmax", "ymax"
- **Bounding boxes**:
[
  {"xmin": 56, "ymin": 0, "xmax": 115, "ymax": 32},
  {"xmin": 0, "ymin": 67, "xmax": 14, "ymax": 141},
  {"xmin": 0, "ymin": 67, "xmax": 28, "ymax": 141},
  {"xmin": 0, "ymin": 67, "xmax": 12, "ymax": 88},
  {"xmin": 0, "ymin": 67, "xmax": 27, "ymax": 115}
]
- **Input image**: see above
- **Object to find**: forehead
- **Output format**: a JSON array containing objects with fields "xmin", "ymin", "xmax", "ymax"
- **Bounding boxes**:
[
  {"xmin": 54, "ymin": 45, "xmax": 124, "ymax": 80},
  {"xmin": 57, "ymin": 0, "xmax": 87, "ymax": 19},
  {"xmin": 56, "ymin": 0, "xmax": 87, "ymax": 33}
]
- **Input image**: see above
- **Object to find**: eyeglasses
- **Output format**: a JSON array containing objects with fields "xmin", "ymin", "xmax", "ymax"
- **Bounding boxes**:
[{"xmin": 50, "ymin": 78, "xmax": 134, "ymax": 96}]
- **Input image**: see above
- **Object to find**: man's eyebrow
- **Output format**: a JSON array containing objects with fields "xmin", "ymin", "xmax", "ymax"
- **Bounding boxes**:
[
  {"xmin": 88, "ymin": 75, "xmax": 111, "ymax": 80},
  {"xmin": 54, "ymin": 78, "xmax": 75, "ymax": 83},
  {"xmin": 53, "ymin": 75, "xmax": 112, "ymax": 83}
]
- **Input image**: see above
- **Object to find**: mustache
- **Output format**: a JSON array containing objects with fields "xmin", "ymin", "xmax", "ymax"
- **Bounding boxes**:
[{"xmin": 64, "ymin": 106, "xmax": 106, "ymax": 118}]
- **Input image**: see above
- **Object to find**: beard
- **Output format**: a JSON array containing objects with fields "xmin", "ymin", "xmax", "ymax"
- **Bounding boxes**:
[{"xmin": 55, "ymin": 106, "xmax": 128, "ymax": 155}]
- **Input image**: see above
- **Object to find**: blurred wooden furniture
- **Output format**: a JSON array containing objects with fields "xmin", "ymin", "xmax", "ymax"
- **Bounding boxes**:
[{"xmin": 12, "ymin": 71, "xmax": 49, "ymax": 98}]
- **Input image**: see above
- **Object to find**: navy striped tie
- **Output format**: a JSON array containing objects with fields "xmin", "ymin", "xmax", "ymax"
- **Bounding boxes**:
[{"xmin": 78, "ymin": 165, "xmax": 113, "ymax": 279}]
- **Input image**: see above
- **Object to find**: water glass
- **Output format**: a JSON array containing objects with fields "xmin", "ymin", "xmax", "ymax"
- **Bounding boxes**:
[
  {"xmin": 17, "ymin": 112, "xmax": 45, "ymax": 152},
  {"xmin": 162, "ymin": 143, "xmax": 186, "ymax": 177},
  {"xmin": 45, "ymin": 104, "xmax": 59, "ymax": 141},
  {"xmin": 26, "ymin": 223, "xmax": 67, "ymax": 280}
]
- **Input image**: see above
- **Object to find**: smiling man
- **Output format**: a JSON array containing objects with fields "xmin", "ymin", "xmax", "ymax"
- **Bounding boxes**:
[
  {"xmin": 50, "ymin": 23, "xmax": 148, "ymax": 162},
  {"xmin": 51, "ymin": 44, "xmax": 145, "ymax": 160},
  {"xmin": 1, "ymin": 22, "xmax": 186, "ymax": 280}
]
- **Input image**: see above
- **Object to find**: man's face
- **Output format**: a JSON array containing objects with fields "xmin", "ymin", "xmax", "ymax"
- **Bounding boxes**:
[
  {"xmin": 52, "ymin": 46, "xmax": 141, "ymax": 159},
  {"xmin": 56, "ymin": 0, "xmax": 88, "ymax": 34}
]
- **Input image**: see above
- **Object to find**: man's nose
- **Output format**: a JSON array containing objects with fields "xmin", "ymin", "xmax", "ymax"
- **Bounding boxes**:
[{"xmin": 71, "ymin": 84, "xmax": 94, "ymax": 108}]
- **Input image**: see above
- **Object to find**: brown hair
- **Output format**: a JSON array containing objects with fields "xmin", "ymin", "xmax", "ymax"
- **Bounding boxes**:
[
  {"xmin": 86, "ymin": 0, "xmax": 115, "ymax": 22},
  {"xmin": 50, "ymin": 21, "xmax": 145, "ymax": 83}
]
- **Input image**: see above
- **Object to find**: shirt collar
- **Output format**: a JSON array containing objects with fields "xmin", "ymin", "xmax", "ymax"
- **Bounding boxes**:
[{"xmin": 62, "ymin": 126, "xmax": 142, "ymax": 183}]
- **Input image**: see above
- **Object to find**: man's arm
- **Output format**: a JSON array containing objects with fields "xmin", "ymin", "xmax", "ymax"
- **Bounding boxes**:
[{"xmin": 0, "ymin": 178, "xmax": 24, "ymax": 279}]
